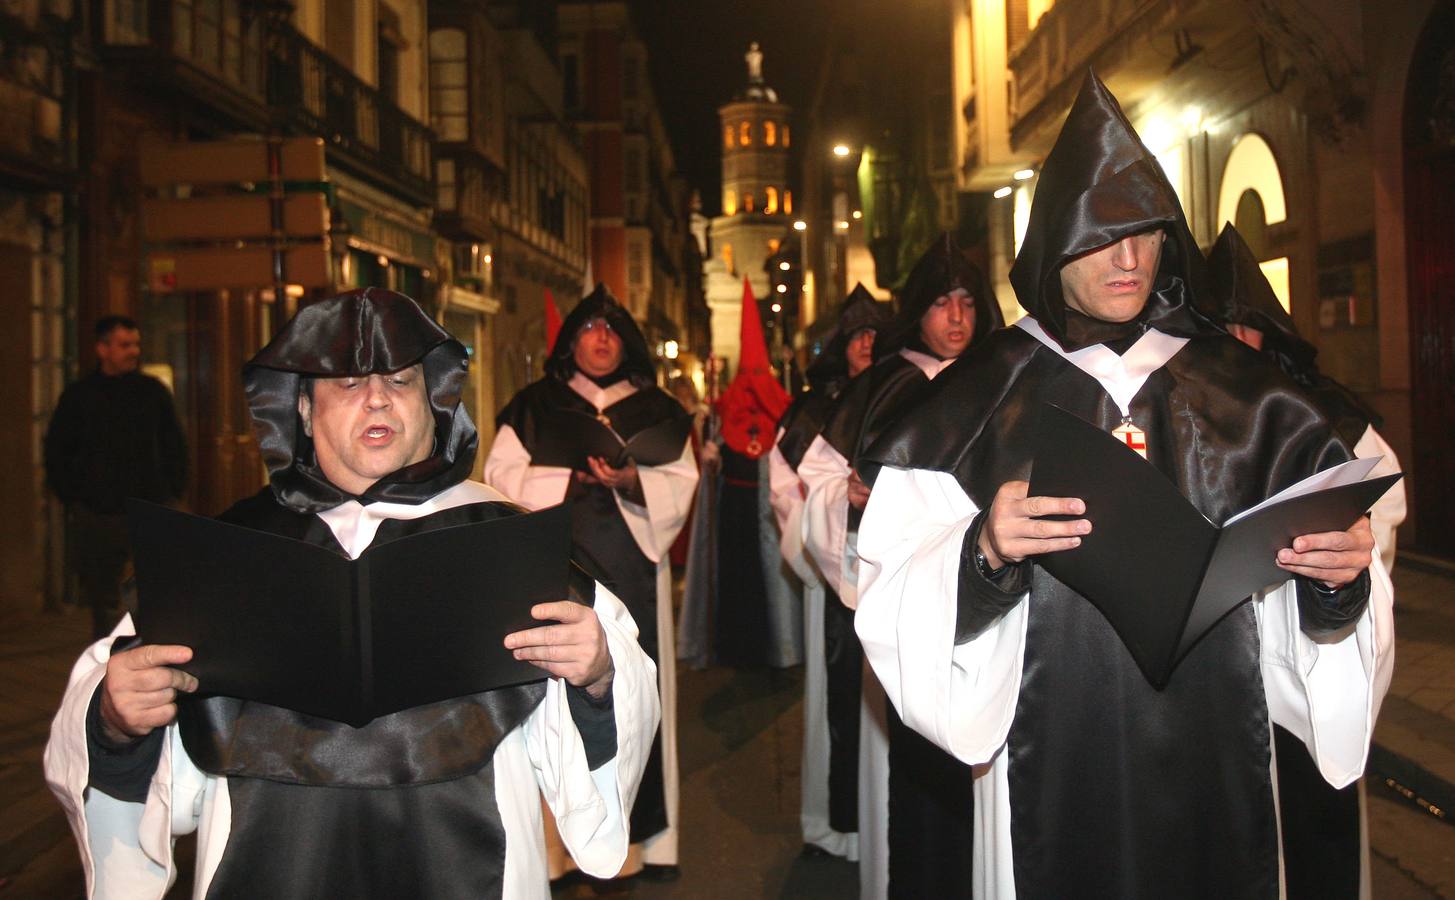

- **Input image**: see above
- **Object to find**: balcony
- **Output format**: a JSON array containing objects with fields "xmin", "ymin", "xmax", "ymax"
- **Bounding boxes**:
[
  {"xmin": 97, "ymin": 0, "xmax": 269, "ymax": 132},
  {"xmin": 267, "ymin": 24, "xmax": 433, "ymax": 205}
]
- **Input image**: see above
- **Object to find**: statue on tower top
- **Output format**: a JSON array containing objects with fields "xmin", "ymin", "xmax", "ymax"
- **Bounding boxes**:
[{"xmin": 746, "ymin": 42, "xmax": 764, "ymax": 83}]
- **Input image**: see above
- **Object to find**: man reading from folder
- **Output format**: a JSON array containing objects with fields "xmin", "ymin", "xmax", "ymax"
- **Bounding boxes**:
[
  {"xmin": 855, "ymin": 71, "xmax": 1391, "ymax": 899},
  {"xmin": 45, "ymin": 288, "xmax": 660, "ymax": 899}
]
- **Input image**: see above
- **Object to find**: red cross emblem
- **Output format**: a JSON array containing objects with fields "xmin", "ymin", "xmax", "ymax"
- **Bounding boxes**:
[{"xmin": 1112, "ymin": 421, "xmax": 1148, "ymax": 459}]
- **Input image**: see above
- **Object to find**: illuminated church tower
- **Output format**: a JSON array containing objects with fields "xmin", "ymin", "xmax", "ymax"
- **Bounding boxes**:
[{"xmin": 704, "ymin": 42, "xmax": 793, "ymax": 375}]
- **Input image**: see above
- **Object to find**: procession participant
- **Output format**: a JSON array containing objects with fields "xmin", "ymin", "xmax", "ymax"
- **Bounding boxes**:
[
  {"xmin": 485, "ymin": 284, "xmax": 697, "ymax": 880},
  {"xmin": 45, "ymin": 288, "xmax": 660, "ymax": 899},
  {"xmin": 768, "ymin": 283, "xmax": 889, "ymax": 860},
  {"xmin": 712, "ymin": 278, "xmax": 798, "ymax": 669},
  {"xmin": 798, "ymin": 238, "xmax": 1003, "ymax": 899},
  {"xmin": 1209, "ymin": 223, "xmax": 1404, "ymax": 900},
  {"xmin": 856, "ymin": 71, "xmax": 1391, "ymax": 899}
]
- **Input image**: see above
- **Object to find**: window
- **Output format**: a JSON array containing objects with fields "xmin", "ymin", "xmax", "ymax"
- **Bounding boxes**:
[
  {"xmin": 562, "ymin": 53, "xmax": 579, "ymax": 110},
  {"xmin": 765, "ymin": 186, "xmax": 778, "ymax": 214},
  {"xmin": 782, "ymin": 124, "xmax": 790, "ymax": 147},
  {"xmin": 437, "ymin": 158, "xmax": 456, "ymax": 211},
  {"xmin": 764, "ymin": 121, "xmax": 777, "ymax": 146},
  {"xmin": 722, "ymin": 242, "xmax": 734, "ymax": 273},
  {"xmin": 325, "ymin": 0, "xmax": 354, "ymax": 67},
  {"xmin": 724, "ymin": 124, "xmax": 735, "ymax": 149},
  {"xmin": 723, "ymin": 190, "xmax": 737, "ymax": 215},
  {"xmin": 743, "ymin": 193, "xmax": 754, "ymax": 212},
  {"xmin": 784, "ymin": 190, "xmax": 793, "ymax": 215},
  {"xmin": 429, "ymin": 29, "xmax": 468, "ymax": 142},
  {"xmin": 629, "ymin": 241, "xmax": 647, "ymax": 286},
  {"xmin": 739, "ymin": 121, "xmax": 752, "ymax": 146},
  {"xmin": 622, "ymin": 55, "xmax": 640, "ymax": 101}
]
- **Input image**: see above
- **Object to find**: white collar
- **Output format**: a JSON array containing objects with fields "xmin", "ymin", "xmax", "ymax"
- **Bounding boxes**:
[
  {"xmin": 316, "ymin": 480, "xmax": 505, "ymax": 559},
  {"xmin": 568, "ymin": 372, "xmax": 639, "ymax": 411},
  {"xmin": 898, "ymin": 348, "xmax": 957, "ymax": 380},
  {"xmin": 1015, "ymin": 316, "xmax": 1189, "ymax": 416}
]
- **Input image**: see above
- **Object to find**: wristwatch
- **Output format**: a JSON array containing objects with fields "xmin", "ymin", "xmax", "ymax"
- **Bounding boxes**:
[{"xmin": 973, "ymin": 542, "xmax": 1008, "ymax": 581}]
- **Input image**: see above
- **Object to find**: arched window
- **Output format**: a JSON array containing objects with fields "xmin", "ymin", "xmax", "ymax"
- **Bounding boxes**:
[
  {"xmin": 764, "ymin": 121, "xmax": 777, "ymax": 146},
  {"xmin": 782, "ymin": 124, "xmax": 790, "ymax": 147},
  {"xmin": 722, "ymin": 242, "xmax": 734, "ymax": 273},
  {"xmin": 743, "ymin": 193, "xmax": 755, "ymax": 212},
  {"xmin": 1217, "ymin": 133, "xmax": 1290, "ymax": 311},
  {"xmin": 724, "ymin": 125, "xmax": 734, "ymax": 149},
  {"xmin": 739, "ymin": 121, "xmax": 752, "ymax": 146},
  {"xmin": 765, "ymin": 186, "xmax": 779, "ymax": 214},
  {"xmin": 723, "ymin": 190, "xmax": 738, "ymax": 215},
  {"xmin": 784, "ymin": 190, "xmax": 793, "ymax": 214}
]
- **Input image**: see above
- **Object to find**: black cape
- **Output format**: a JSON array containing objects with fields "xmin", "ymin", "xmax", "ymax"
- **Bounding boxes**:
[
  {"xmin": 494, "ymin": 356, "xmax": 688, "ymax": 843},
  {"xmin": 864, "ymin": 71, "xmax": 1362, "ymax": 899},
  {"xmin": 179, "ymin": 288, "xmax": 556, "ymax": 898}
]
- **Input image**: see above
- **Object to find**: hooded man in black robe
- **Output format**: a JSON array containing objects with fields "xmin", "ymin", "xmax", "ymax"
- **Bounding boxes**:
[
  {"xmin": 798, "ymin": 240, "xmax": 1004, "ymax": 898},
  {"xmin": 486, "ymin": 284, "xmax": 697, "ymax": 879},
  {"xmin": 854, "ymin": 71, "xmax": 1390, "ymax": 899},
  {"xmin": 45, "ymin": 287, "xmax": 660, "ymax": 899},
  {"xmin": 1209, "ymin": 224, "xmax": 1405, "ymax": 900},
  {"xmin": 768, "ymin": 283, "xmax": 891, "ymax": 858}
]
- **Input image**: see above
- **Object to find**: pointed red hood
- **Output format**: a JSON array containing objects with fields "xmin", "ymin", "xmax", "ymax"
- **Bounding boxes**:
[{"xmin": 718, "ymin": 277, "xmax": 791, "ymax": 458}]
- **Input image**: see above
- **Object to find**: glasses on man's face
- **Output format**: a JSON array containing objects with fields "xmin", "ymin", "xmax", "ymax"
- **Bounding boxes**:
[{"xmin": 580, "ymin": 318, "xmax": 616, "ymax": 334}]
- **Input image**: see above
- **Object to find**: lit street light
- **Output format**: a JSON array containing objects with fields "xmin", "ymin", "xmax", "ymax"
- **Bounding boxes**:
[
  {"xmin": 776, "ymin": 283, "xmax": 787, "ymax": 293},
  {"xmin": 832, "ymin": 143, "xmax": 851, "ymax": 157},
  {"xmin": 793, "ymin": 220, "xmax": 807, "ymax": 231},
  {"xmin": 993, "ymin": 186, "xmax": 1013, "ymax": 199},
  {"xmin": 771, "ymin": 302, "xmax": 782, "ymax": 313},
  {"xmin": 779, "ymin": 261, "xmax": 790, "ymax": 270},
  {"xmin": 1013, "ymin": 168, "xmax": 1035, "ymax": 181}
]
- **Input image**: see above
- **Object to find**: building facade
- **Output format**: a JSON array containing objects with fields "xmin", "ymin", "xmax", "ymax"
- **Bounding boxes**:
[{"xmin": 558, "ymin": 0, "xmax": 711, "ymax": 386}]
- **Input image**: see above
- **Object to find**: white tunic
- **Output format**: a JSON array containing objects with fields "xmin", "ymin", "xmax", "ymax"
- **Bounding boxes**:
[
  {"xmin": 795, "ymin": 348, "xmax": 955, "ymax": 899},
  {"xmin": 768, "ymin": 437, "xmax": 858, "ymax": 861},
  {"xmin": 43, "ymin": 480, "xmax": 661, "ymax": 900},
  {"xmin": 854, "ymin": 323, "xmax": 1396, "ymax": 900},
  {"xmin": 483, "ymin": 373, "xmax": 698, "ymax": 867}
]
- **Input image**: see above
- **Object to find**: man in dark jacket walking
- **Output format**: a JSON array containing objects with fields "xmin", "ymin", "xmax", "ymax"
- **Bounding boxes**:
[{"xmin": 44, "ymin": 316, "xmax": 187, "ymax": 636}]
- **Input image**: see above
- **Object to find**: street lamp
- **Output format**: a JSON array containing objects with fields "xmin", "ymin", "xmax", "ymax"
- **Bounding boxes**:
[
  {"xmin": 793, "ymin": 220, "xmax": 807, "ymax": 231},
  {"xmin": 779, "ymin": 261, "xmax": 790, "ymax": 271},
  {"xmin": 832, "ymin": 143, "xmax": 851, "ymax": 158}
]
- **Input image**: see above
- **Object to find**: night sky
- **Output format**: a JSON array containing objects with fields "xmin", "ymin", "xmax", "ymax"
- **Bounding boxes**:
[{"xmin": 629, "ymin": 0, "xmax": 837, "ymax": 215}]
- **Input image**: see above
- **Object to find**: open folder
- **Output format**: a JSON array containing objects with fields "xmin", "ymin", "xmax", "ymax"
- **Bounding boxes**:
[
  {"xmin": 1026, "ymin": 405, "xmax": 1401, "ymax": 689},
  {"xmin": 126, "ymin": 500, "xmax": 573, "ymax": 727},
  {"xmin": 527, "ymin": 413, "xmax": 691, "ymax": 470}
]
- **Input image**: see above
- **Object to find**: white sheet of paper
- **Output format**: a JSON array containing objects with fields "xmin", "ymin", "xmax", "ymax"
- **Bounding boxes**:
[{"xmin": 1223, "ymin": 456, "xmax": 1383, "ymax": 526}]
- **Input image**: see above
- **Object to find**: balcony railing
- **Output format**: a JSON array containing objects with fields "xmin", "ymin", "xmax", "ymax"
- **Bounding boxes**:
[{"xmin": 266, "ymin": 23, "xmax": 433, "ymax": 204}]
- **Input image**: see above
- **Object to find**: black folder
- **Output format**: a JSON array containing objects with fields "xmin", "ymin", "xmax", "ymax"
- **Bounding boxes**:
[
  {"xmin": 126, "ymin": 500, "xmax": 573, "ymax": 726},
  {"xmin": 528, "ymin": 414, "xmax": 691, "ymax": 470},
  {"xmin": 1026, "ymin": 405, "xmax": 1401, "ymax": 688}
]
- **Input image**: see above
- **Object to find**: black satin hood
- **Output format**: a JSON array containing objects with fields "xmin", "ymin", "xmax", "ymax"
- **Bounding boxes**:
[
  {"xmin": 878, "ymin": 233, "xmax": 1005, "ymax": 360},
  {"xmin": 806, "ymin": 282, "xmax": 894, "ymax": 392},
  {"xmin": 1009, "ymin": 70, "xmax": 1221, "ymax": 352},
  {"xmin": 1208, "ymin": 224, "xmax": 1380, "ymax": 437},
  {"xmin": 545, "ymin": 283, "xmax": 656, "ymax": 385},
  {"xmin": 242, "ymin": 287, "xmax": 477, "ymax": 515}
]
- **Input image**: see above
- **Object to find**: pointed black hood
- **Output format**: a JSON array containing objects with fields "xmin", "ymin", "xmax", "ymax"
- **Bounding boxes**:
[
  {"xmin": 545, "ymin": 283, "xmax": 656, "ymax": 385},
  {"xmin": 1009, "ymin": 70, "xmax": 1220, "ymax": 351},
  {"xmin": 1208, "ymin": 224, "xmax": 1311, "ymax": 366},
  {"xmin": 877, "ymin": 232, "xmax": 1005, "ymax": 360},
  {"xmin": 242, "ymin": 287, "xmax": 477, "ymax": 514},
  {"xmin": 805, "ymin": 282, "xmax": 894, "ymax": 391},
  {"xmin": 1208, "ymin": 224, "xmax": 1381, "ymax": 434}
]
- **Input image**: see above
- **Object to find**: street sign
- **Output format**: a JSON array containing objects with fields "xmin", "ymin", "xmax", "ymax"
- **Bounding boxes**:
[
  {"xmin": 139, "ymin": 137, "xmax": 326, "ymax": 187},
  {"xmin": 143, "ymin": 194, "xmax": 329, "ymax": 242},
  {"xmin": 146, "ymin": 245, "xmax": 330, "ymax": 293}
]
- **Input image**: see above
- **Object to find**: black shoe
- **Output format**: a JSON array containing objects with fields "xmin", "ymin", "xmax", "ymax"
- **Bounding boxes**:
[{"xmin": 637, "ymin": 864, "xmax": 681, "ymax": 882}]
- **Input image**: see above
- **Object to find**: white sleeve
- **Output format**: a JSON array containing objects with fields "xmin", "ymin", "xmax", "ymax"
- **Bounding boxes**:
[
  {"xmin": 798, "ymin": 435, "xmax": 855, "ymax": 605},
  {"xmin": 526, "ymin": 583, "xmax": 661, "ymax": 878},
  {"xmin": 854, "ymin": 467, "xmax": 1029, "ymax": 766},
  {"xmin": 43, "ymin": 615, "xmax": 210, "ymax": 900},
  {"xmin": 482, "ymin": 424, "xmax": 572, "ymax": 511},
  {"xmin": 1353, "ymin": 425, "xmax": 1406, "ymax": 568},
  {"xmin": 1258, "ymin": 553, "xmax": 1394, "ymax": 789},
  {"xmin": 613, "ymin": 437, "xmax": 699, "ymax": 564},
  {"xmin": 768, "ymin": 441, "xmax": 819, "ymax": 585}
]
